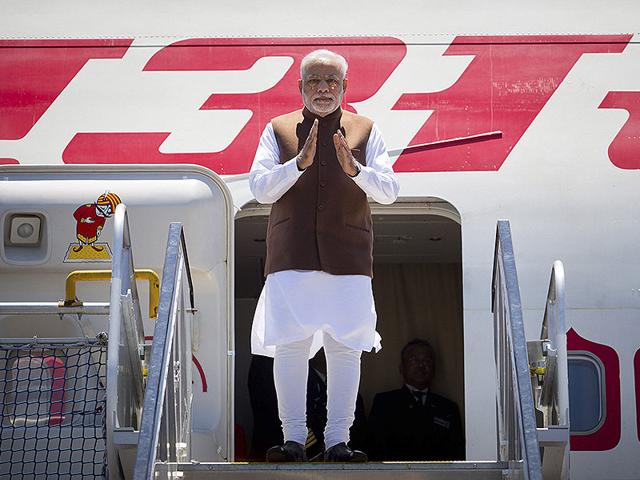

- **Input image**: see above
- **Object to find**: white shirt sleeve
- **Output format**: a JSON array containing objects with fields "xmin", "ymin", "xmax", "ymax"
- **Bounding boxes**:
[
  {"xmin": 249, "ymin": 123, "xmax": 305, "ymax": 204},
  {"xmin": 351, "ymin": 123, "xmax": 400, "ymax": 205}
]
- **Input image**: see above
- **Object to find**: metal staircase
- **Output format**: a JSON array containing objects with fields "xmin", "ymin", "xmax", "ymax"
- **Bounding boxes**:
[
  {"xmin": 128, "ymin": 220, "xmax": 568, "ymax": 479},
  {"xmin": 0, "ymin": 216, "xmax": 569, "ymax": 479}
]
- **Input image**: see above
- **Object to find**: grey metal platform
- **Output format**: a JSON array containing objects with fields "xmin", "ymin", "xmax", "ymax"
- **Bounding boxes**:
[{"xmin": 157, "ymin": 461, "xmax": 511, "ymax": 479}]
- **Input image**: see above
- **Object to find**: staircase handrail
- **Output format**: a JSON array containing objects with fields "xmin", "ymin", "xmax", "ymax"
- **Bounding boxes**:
[
  {"xmin": 106, "ymin": 203, "xmax": 146, "ymax": 479},
  {"xmin": 134, "ymin": 223, "xmax": 195, "ymax": 480},
  {"xmin": 540, "ymin": 260, "xmax": 570, "ymax": 426},
  {"xmin": 536, "ymin": 260, "xmax": 570, "ymax": 480},
  {"xmin": 491, "ymin": 220, "xmax": 543, "ymax": 480}
]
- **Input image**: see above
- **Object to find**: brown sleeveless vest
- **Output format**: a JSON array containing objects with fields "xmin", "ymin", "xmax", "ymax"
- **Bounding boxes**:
[{"xmin": 264, "ymin": 107, "xmax": 374, "ymax": 277}]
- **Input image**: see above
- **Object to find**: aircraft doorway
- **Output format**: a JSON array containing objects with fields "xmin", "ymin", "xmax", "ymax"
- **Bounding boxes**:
[{"xmin": 233, "ymin": 198, "xmax": 464, "ymax": 461}]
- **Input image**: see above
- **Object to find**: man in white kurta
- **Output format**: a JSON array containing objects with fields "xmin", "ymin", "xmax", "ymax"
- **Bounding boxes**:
[{"xmin": 249, "ymin": 49, "xmax": 399, "ymax": 462}]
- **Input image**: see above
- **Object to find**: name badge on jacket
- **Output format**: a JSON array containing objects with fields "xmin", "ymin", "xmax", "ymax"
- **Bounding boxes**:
[{"xmin": 433, "ymin": 416, "xmax": 451, "ymax": 429}]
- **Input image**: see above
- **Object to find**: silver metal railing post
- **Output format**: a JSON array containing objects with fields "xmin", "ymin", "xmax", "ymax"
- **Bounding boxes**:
[
  {"xmin": 533, "ymin": 261, "xmax": 570, "ymax": 480},
  {"xmin": 492, "ymin": 220, "xmax": 543, "ymax": 480},
  {"xmin": 106, "ymin": 204, "xmax": 146, "ymax": 480},
  {"xmin": 133, "ymin": 223, "xmax": 194, "ymax": 480}
]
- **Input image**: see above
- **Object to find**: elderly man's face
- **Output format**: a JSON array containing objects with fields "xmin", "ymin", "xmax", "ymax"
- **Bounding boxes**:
[
  {"xmin": 299, "ymin": 59, "xmax": 347, "ymax": 117},
  {"xmin": 400, "ymin": 344, "xmax": 435, "ymax": 390}
]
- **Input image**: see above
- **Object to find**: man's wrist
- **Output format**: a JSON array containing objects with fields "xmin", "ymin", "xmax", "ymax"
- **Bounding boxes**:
[
  {"xmin": 296, "ymin": 156, "xmax": 306, "ymax": 171},
  {"xmin": 349, "ymin": 162, "xmax": 361, "ymax": 178}
]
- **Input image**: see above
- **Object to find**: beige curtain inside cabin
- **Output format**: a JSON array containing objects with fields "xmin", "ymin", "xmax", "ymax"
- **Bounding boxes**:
[{"xmin": 362, "ymin": 263, "xmax": 465, "ymax": 421}]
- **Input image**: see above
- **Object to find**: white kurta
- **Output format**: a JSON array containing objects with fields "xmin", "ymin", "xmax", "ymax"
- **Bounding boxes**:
[{"xmin": 249, "ymin": 121, "xmax": 399, "ymax": 358}]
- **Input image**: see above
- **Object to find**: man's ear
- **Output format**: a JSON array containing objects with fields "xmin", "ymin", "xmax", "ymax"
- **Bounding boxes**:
[
  {"xmin": 298, "ymin": 79, "xmax": 303, "ymax": 93},
  {"xmin": 343, "ymin": 78, "xmax": 348, "ymax": 93}
]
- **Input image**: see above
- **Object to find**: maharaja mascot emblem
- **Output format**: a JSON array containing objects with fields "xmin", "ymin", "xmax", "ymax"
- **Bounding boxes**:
[{"xmin": 64, "ymin": 192, "xmax": 122, "ymax": 262}]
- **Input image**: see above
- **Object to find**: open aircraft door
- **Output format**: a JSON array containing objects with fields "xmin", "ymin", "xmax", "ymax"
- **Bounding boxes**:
[{"xmin": 0, "ymin": 165, "xmax": 235, "ymax": 477}]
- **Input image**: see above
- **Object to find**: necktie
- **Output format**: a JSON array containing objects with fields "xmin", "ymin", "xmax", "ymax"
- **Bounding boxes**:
[{"xmin": 414, "ymin": 391, "xmax": 426, "ymax": 406}]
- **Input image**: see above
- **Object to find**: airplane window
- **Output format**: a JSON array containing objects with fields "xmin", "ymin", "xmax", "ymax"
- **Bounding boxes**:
[{"xmin": 568, "ymin": 354, "xmax": 604, "ymax": 434}]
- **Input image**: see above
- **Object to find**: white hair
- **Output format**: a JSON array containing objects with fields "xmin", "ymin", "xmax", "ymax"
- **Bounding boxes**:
[{"xmin": 300, "ymin": 49, "xmax": 348, "ymax": 79}]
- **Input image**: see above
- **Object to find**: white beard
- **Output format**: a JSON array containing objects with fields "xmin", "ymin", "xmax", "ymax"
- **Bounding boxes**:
[{"xmin": 303, "ymin": 93, "xmax": 342, "ymax": 116}]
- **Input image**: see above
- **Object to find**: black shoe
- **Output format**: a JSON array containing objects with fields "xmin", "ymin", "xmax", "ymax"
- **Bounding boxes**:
[
  {"xmin": 323, "ymin": 442, "xmax": 368, "ymax": 462},
  {"xmin": 266, "ymin": 441, "xmax": 307, "ymax": 462}
]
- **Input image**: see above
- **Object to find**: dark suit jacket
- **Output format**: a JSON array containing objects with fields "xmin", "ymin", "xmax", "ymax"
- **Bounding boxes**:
[{"xmin": 368, "ymin": 385, "xmax": 464, "ymax": 461}]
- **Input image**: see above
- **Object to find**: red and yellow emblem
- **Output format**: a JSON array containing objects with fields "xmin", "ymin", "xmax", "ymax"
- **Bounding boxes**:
[{"xmin": 64, "ymin": 192, "xmax": 122, "ymax": 262}]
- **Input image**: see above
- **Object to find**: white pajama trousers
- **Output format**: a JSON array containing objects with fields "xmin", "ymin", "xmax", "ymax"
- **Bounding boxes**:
[{"xmin": 273, "ymin": 332, "xmax": 362, "ymax": 449}]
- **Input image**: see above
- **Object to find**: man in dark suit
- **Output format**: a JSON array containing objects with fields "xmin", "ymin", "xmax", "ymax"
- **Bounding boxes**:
[{"xmin": 368, "ymin": 339, "xmax": 464, "ymax": 461}]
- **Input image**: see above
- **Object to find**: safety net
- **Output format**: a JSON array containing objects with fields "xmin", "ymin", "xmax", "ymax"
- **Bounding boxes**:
[{"xmin": 0, "ymin": 340, "xmax": 107, "ymax": 478}]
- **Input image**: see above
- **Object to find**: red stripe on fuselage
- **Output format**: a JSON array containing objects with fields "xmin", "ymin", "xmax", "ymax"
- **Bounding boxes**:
[
  {"xmin": 22, "ymin": 35, "xmax": 633, "ymax": 173},
  {"xmin": 0, "ymin": 39, "xmax": 132, "ymax": 141},
  {"xmin": 599, "ymin": 91, "xmax": 640, "ymax": 170},
  {"xmin": 393, "ymin": 35, "xmax": 632, "ymax": 172},
  {"xmin": 63, "ymin": 37, "xmax": 406, "ymax": 174}
]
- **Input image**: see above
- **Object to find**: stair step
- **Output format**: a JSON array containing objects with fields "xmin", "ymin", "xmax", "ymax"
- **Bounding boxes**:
[{"xmin": 160, "ymin": 461, "xmax": 512, "ymax": 479}]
